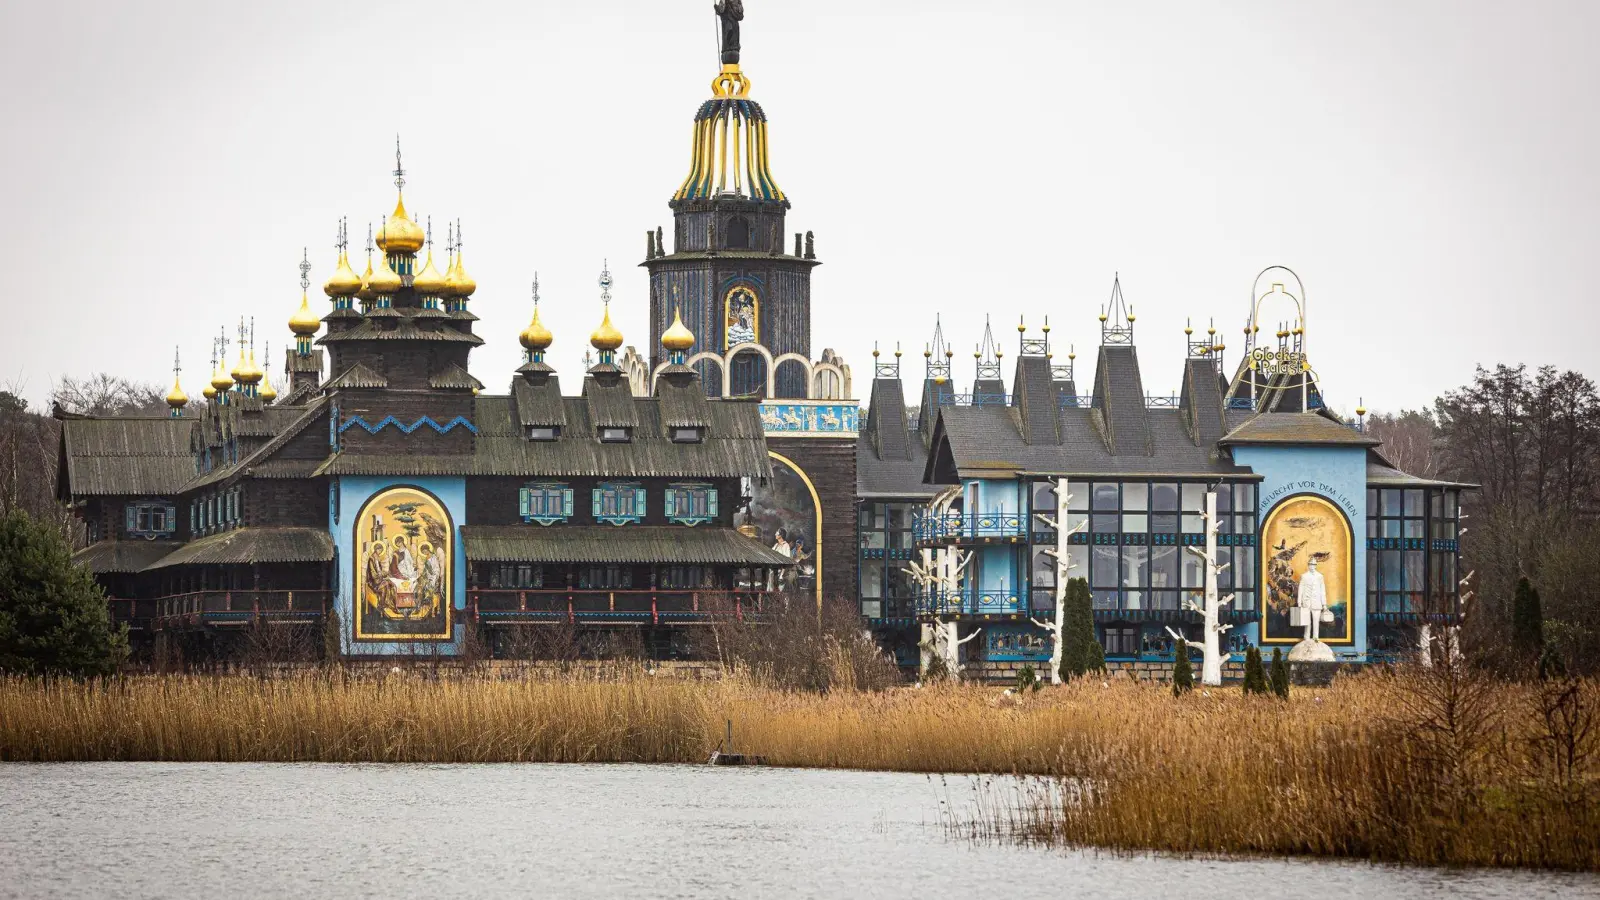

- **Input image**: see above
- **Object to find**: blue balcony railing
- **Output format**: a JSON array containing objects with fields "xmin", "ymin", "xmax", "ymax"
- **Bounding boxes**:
[
  {"xmin": 915, "ymin": 586, "xmax": 1024, "ymax": 616},
  {"xmin": 912, "ymin": 512, "xmax": 1028, "ymax": 544}
]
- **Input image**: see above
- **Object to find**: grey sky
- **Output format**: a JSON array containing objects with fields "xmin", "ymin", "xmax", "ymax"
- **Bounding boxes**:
[{"xmin": 3, "ymin": 0, "xmax": 1595, "ymax": 412}]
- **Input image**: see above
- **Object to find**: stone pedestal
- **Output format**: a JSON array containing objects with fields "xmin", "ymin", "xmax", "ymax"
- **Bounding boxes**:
[
  {"xmin": 1289, "ymin": 660, "xmax": 1341, "ymax": 686},
  {"xmin": 1287, "ymin": 638, "xmax": 1336, "ymax": 662}
]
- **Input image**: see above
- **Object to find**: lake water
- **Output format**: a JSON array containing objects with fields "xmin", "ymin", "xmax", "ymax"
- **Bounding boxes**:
[{"xmin": 0, "ymin": 763, "xmax": 1593, "ymax": 900}]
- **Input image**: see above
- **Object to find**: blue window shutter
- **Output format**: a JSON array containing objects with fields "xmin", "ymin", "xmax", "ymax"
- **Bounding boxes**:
[
  {"xmin": 708, "ymin": 489, "xmax": 719, "ymax": 517},
  {"xmin": 592, "ymin": 489, "xmax": 602, "ymax": 517},
  {"xmin": 563, "ymin": 489, "xmax": 574, "ymax": 518},
  {"xmin": 635, "ymin": 487, "xmax": 647, "ymax": 516},
  {"xmin": 165, "ymin": 505, "xmax": 177, "ymax": 531},
  {"xmin": 125, "ymin": 506, "xmax": 137, "ymax": 533},
  {"xmin": 519, "ymin": 488, "xmax": 531, "ymax": 518},
  {"xmin": 664, "ymin": 487, "xmax": 676, "ymax": 517}
]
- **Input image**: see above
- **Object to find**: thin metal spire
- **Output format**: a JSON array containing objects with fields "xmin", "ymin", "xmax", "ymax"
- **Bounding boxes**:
[
  {"xmin": 173, "ymin": 345, "xmax": 181, "ymax": 380},
  {"xmin": 299, "ymin": 248, "xmax": 311, "ymax": 294},
  {"xmin": 599, "ymin": 260, "xmax": 613, "ymax": 307},
  {"xmin": 365, "ymin": 222, "xmax": 374, "ymax": 257},
  {"xmin": 393, "ymin": 135, "xmax": 406, "ymax": 193},
  {"xmin": 425, "ymin": 216, "xmax": 433, "ymax": 250},
  {"xmin": 532, "ymin": 272, "xmax": 541, "ymax": 308}
]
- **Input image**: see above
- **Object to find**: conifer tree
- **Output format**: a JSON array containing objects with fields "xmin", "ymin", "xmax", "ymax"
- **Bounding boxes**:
[
  {"xmin": 1269, "ymin": 647, "xmax": 1290, "ymax": 699},
  {"xmin": 1059, "ymin": 577, "xmax": 1099, "ymax": 680},
  {"xmin": 1512, "ymin": 577, "xmax": 1544, "ymax": 662},
  {"xmin": 0, "ymin": 510, "xmax": 127, "ymax": 676},
  {"xmin": 1242, "ymin": 645, "xmax": 1268, "ymax": 695},
  {"xmin": 1172, "ymin": 640, "xmax": 1194, "ymax": 696}
]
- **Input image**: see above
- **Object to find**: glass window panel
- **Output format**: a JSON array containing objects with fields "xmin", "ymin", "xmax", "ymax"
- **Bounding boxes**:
[
  {"xmin": 1431, "ymin": 493, "xmax": 1443, "ymax": 518},
  {"xmin": 1235, "ymin": 483, "xmax": 1255, "ymax": 512},
  {"xmin": 1367, "ymin": 488, "xmax": 1378, "ymax": 513},
  {"xmin": 1122, "ymin": 514, "xmax": 1148, "ymax": 534},
  {"xmin": 1445, "ymin": 492, "xmax": 1458, "ymax": 518},
  {"xmin": 1214, "ymin": 487, "xmax": 1232, "ymax": 513},
  {"xmin": 1368, "ymin": 551, "xmax": 1380, "ymax": 590},
  {"xmin": 1123, "ymin": 483, "xmax": 1149, "ymax": 512},
  {"xmin": 1404, "ymin": 519, "xmax": 1425, "ymax": 539},
  {"xmin": 1091, "ymin": 589, "xmax": 1118, "ymax": 610},
  {"xmin": 1066, "ymin": 511, "xmax": 1089, "ymax": 533},
  {"xmin": 1067, "ymin": 482, "xmax": 1089, "ymax": 511},
  {"xmin": 1382, "ymin": 519, "xmax": 1401, "ymax": 539},
  {"xmin": 1181, "ymin": 514, "xmax": 1204, "ymax": 533},
  {"xmin": 1152, "ymin": 591, "xmax": 1180, "ymax": 611},
  {"xmin": 1182, "ymin": 483, "xmax": 1206, "ymax": 512},
  {"xmin": 1152, "ymin": 513, "xmax": 1179, "ymax": 534},
  {"xmin": 886, "ymin": 505, "xmax": 909, "ymax": 531},
  {"xmin": 1236, "ymin": 515, "xmax": 1255, "ymax": 536},
  {"xmin": 860, "ymin": 562, "xmax": 883, "ymax": 598},
  {"xmin": 1382, "ymin": 550, "xmax": 1403, "ymax": 590},
  {"xmin": 1093, "ymin": 483, "xmax": 1119, "ymax": 511},
  {"xmin": 1149, "ymin": 545, "xmax": 1178, "ymax": 590},
  {"xmin": 1092, "ymin": 545, "xmax": 1120, "ymax": 588},
  {"xmin": 1182, "ymin": 549, "xmax": 1206, "ymax": 589},
  {"xmin": 1066, "ymin": 545, "xmax": 1088, "ymax": 581},
  {"xmin": 887, "ymin": 567, "xmax": 915, "ymax": 599},
  {"xmin": 860, "ymin": 599, "xmax": 882, "ymax": 618},
  {"xmin": 1123, "ymin": 590, "xmax": 1144, "ymax": 611},
  {"xmin": 1215, "ymin": 514, "xmax": 1232, "ymax": 535},
  {"xmin": 1032, "ymin": 481, "xmax": 1057, "ymax": 513},
  {"xmin": 1404, "ymin": 490, "xmax": 1424, "ymax": 517},
  {"xmin": 890, "ymin": 530, "xmax": 914, "ymax": 550},
  {"xmin": 1151, "ymin": 483, "xmax": 1180, "ymax": 512},
  {"xmin": 860, "ymin": 529, "xmax": 884, "ymax": 549},
  {"xmin": 1368, "ymin": 517, "xmax": 1378, "ymax": 538},
  {"xmin": 1236, "ymin": 547, "xmax": 1255, "ymax": 589},
  {"xmin": 1383, "ymin": 490, "xmax": 1403, "ymax": 517},
  {"xmin": 1092, "ymin": 514, "xmax": 1119, "ymax": 535},
  {"xmin": 1405, "ymin": 550, "xmax": 1426, "ymax": 592},
  {"xmin": 1032, "ymin": 549, "xmax": 1056, "ymax": 587},
  {"xmin": 1122, "ymin": 544, "xmax": 1149, "ymax": 589}
]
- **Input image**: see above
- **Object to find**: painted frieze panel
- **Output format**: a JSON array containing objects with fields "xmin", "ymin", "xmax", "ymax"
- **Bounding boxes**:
[
  {"xmin": 354, "ymin": 486, "xmax": 454, "ymax": 641},
  {"xmin": 1260, "ymin": 494, "xmax": 1353, "ymax": 645}
]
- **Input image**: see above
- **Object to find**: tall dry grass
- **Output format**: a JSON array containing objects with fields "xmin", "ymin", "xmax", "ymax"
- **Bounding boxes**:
[{"xmin": 1, "ymin": 668, "xmax": 1595, "ymax": 869}]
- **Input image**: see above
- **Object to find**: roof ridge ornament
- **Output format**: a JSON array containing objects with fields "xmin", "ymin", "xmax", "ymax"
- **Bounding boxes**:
[{"xmin": 1100, "ymin": 273, "xmax": 1135, "ymax": 346}]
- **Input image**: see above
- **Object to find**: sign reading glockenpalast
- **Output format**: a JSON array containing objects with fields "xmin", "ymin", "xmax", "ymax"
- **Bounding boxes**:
[
  {"xmin": 1250, "ymin": 347, "xmax": 1307, "ymax": 378},
  {"xmin": 354, "ymin": 486, "xmax": 454, "ymax": 641},
  {"xmin": 1259, "ymin": 494, "xmax": 1354, "ymax": 645}
]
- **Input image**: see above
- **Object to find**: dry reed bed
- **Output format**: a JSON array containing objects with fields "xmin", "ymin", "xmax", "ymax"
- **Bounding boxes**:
[{"xmin": 1, "ymin": 671, "xmax": 1595, "ymax": 869}]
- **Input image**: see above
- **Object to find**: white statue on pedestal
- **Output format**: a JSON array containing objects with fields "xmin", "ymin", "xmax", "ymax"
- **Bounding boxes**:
[{"xmin": 1288, "ymin": 556, "xmax": 1336, "ymax": 662}]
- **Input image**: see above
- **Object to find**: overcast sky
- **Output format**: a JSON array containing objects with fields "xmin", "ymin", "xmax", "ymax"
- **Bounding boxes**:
[{"xmin": 3, "ymin": 0, "xmax": 1595, "ymax": 413}]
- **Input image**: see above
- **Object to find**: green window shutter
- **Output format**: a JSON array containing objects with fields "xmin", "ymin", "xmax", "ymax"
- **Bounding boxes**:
[
  {"xmin": 635, "ymin": 487, "xmax": 647, "ymax": 516},
  {"xmin": 125, "ymin": 506, "xmax": 137, "ymax": 532},
  {"xmin": 592, "ymin": 489, "xmax": 603, "ymax": 517},
  {"xmin": 664, "ymin": 487, "xmax": 677, "ymax": 517},
  {"xmin": 708, "ymin": 489, "xmax": 719, "ymax": 517},
  {"xmin": 563, "ymin": 489, "xmax": 574, "ymax": 518},
  {"xmin": 519, "ymin": 488, "xmax": 531, "ymax": 518},
  {"xmin": 166, "ymin": 505, "xmax": 177, "ymax": 531}
]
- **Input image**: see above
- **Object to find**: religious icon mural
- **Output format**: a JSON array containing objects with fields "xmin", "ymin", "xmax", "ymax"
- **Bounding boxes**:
[
  {"xmin": 354, "ymin": 486, "xmax": 454, "ymax": 641},
  {"xmin": 1260, "ymin": 494, "xmax": 1352, "ymax": 645},
  {"xmin": 742, "ymin": 452, "xmax": 819, "ymax": 605},
  {"xmin": 724, "ymin": 285, "xmax": 759, "ymax": 348}
]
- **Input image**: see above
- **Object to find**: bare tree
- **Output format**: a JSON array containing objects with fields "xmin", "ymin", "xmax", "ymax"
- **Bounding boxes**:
[
  {"xmin": 51, "ymin": 374, "xmax": 167, "ymax": 417},
  {"xmin": 1167, "ymin": 490, "xmax": 1235, "ymax": 685}
]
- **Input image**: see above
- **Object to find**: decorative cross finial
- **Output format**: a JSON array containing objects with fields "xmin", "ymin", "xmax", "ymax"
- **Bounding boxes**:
[
  {"xmin": 426, "ymin": 216, "xmax": 433, "ymax": 250},
  {"xmin": 446, "ymin": 221, "xmax": 456, "ymax": 258},
  {"xmin": 174, "ymin": 345, "xmax": 181, "ymax": 379},
  {"xmin": 532, "ymin": 273, "xmax": 541, "ymax": 307},
  {"xmin": 393, "ymin": 135, "xmax": 406, "ymax": 193},
  {"xmin": 249, "ymin": 316, "xmax": 256, "ymax": 351},
  {"xmin": 337, "ymin": 218, "xmax": 349, "ymax": 255},
  {"xmin": 299, "ymin": 248, "xmax": 311, "ymax": 293},
  {"xmin": 456, "ymin": 218, "xmax": 463, "ymax": 252},
  {"xmin": 365, "ymin": 222, "xmax": 374, "ymax": 256},
  {"xmin": 599, "ymin": 260, "xmax": 613, "ymax": 307},
  {"xmin": 220, "ymin": 325, "xmax": 231, "ymax": 361}
]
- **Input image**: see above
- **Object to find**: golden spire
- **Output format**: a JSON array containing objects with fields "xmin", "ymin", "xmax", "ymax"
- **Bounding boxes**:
[
  {"xmin": 166, "ymin": 346, "xmax": 187, "ymax": 414},
  {"xmin": 356, "ymin": 223, "xmax": 376, "ymax": 303},
  {"xmin": 374, "ymin": 137, "xmax": 425, "ymax": 255},
  {"xmin": 662, "ymin": 304, "xmax": 695, "ymax": 352},
  {"xmin": 519, "ymin": 274, "xmax": 553, "ymax": 352},
  {"xmin": 289, "ymin": 292, "xmax": 321, "ymax": 336},
  {"xmin": 590, "ymin": 262, "xmax": 623, "ymax": 352},
  {"xmin": 259, "ymin": 344, "xmax": 278, "ymax": 403},
  {"xmin": 413, "ymin": 217, "xmax": 448, "ymax": 297}
]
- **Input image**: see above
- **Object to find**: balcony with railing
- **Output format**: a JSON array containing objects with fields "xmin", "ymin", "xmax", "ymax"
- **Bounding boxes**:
[
  {"xmin": 148, "ymin": 591, "xmax": 331, "ymax": 628},
  {"xmin": 468, "ymin": 589, "xmax": 773, "ymax": 625},
  {"xmin": 912, "ymin": 512, "xmax": 1028, "ymax": 545}
]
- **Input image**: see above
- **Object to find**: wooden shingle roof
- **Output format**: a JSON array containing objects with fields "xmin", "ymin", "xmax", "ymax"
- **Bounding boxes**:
[
  {"xmin": 59, "ymin": 417, "xmax": 195, "ymax": 496},
  {"xmin": 460, "ymin": 525, "xmax": 794, "ymax": 566}
]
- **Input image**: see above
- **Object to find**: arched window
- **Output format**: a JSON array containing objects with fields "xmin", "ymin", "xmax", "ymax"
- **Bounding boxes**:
[{"xmin": 726, "ymin": 216, "xmax": 751, "ymax": 249}]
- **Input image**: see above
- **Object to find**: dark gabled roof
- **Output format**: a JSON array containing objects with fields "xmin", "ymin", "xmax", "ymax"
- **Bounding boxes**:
[
  {"xmin": 325, "ymin": 363, "xmax": 389, "ymax": 390},
  {"xmin": 315, "ymin": 394, "xmax": 771, "ymax": 480},
  {"xmin": 286, "ymin": 348, "xmax": 324, "ymax": 375},
  {"xmin": 1011, "ymin": 356, "xmax": 1058, "ymax": 445},
  {"xmin": 72, "ymin": 540, "xmax": 184, "ymax": 574},
  {"xmin": 183, "ymin": 397, "xmax": 330, "ymax": 492},
  {"xmin": 1180, "ymin": 358, "xmax": 1228, "ymax": 447},
  {"xmin": 513, "ymin": 377, "xmax": 567, "ymax": 428},
  {"xmin": 657, "ymin": 375, "xmax": 712, "ymax": 429},
  {"xmin": 429, "ymin": 363, "xmax": 483, "ymax": 391},
  {"xmin": 59, "ymin": 416, "xmax": 195, "ymax": 496},
  {"xmin": 925, "ymin": 404, "xmax": 1254, "ymax": 482},
  {"xmin": 1366, "ymin": 453, "xmax": 1477, "ymax": 489},
  {"xmin": 866, "ymin": 378, "xmax": 910, "ymax": 461},
  {"xmin": 857, "ymin": 429, "xmax": 937, "ymax": 499},
  {"xmin": 1220, "ymin": 412, "xmax": 1379, "ymax": 448},
  {"xmin": 1093, "ymin": 345, "xmax": 1150, "ymax": 456},
  {"xmin": 317, "ymin": 319, "xmax": 485, "ymax": 346},
  {"xmin": 583, "ymin": 376, "xmax": 640, "ymax": 429},
  {"xmin": 145, "ymin": 527, "xmax": 334, "ymax": 569},
  {"xmin": 460, "ymin": 525, "xmax": 794, "ymax": 566}
]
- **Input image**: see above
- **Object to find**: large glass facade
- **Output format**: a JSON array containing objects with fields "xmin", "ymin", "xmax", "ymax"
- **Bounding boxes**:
[
  {"xmin": 1367, "ymin": 487, "xmax": 1460, "ymax": 616},
  {"xmin": 859, "ymin": 501, "xmax": 917, "ymax": 620}
]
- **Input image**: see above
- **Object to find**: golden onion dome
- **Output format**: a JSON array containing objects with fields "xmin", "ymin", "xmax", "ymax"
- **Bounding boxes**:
[
  {"xmin": 202, "ymin": 383, "xmax": 217, "ymax": 401},
  {"xmin": 210, "ymin": 363, "xmax": 234, "ymax": 394},
  {"xmin": 590, "ymin": 306, "xmax": 623, "ymax": 351},
  {"xmin": 323, "ymin": 251, "xmax": 362, "ymax": 298},
  {"xmin": 166, "ymin": 376, "xmax": 188, "ymax": 410},
  {"xmin": 289, "ymin": 292, "xmax": 321, "ymax": 336},
  {"xmin": 519, "ymin": 306, "xmax": 553, "ymax": 352},
  {"xmin": 356, "ymin": 255, "xmax": 376, "ymax": 302},
  {"xmin": 446, "ymin": 250, "xmax": 477, "ymax": 298},
  {"xmin": 412, "ymin": 250, "xmax": 448, "ymax": 297},
  {"xmin": 374, "ymin": 195, "xmax": 425, "ymax": 255},
  {"xmin": 233, "ymin": 349, "xmax": 264, "ymax": 386},
  {"xmin": 367, "ymin": 253, "xmax": 403, "ymax": 296},
  {"xmin": 662, "ymin": 305, "xmax": 695, "ymax": 352},
  {"xmin": 259, "ymin": 372, "xmax": 278, "ymax": 403}
]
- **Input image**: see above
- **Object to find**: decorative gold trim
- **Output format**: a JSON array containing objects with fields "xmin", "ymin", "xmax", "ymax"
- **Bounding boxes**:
[
  {"xmin": 353, "ymin": 486, "xmax": 454, "ymax": 642},
  {"xmin": 768, "ymin": 451, "xmax": 823, "ymax": 615}
]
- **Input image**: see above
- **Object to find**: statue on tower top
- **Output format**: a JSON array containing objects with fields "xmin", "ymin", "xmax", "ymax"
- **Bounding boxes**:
[{"xmin": 714, "ymin": 0, "xmax": 744, "ymax": 65}]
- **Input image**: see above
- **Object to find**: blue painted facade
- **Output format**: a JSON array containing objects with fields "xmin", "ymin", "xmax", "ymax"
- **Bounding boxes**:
[{"xmin": 330, "ymin": 476, "xmax": 470, "ymax": 657}]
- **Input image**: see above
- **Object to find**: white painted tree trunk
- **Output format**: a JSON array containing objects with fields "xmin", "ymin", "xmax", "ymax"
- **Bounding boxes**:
[
  {"xmin": 1169, "ymin": 491, "xmax": 1234, "ymax": 687},
  {"xmin": 1029, "ymin": 478, "xmax": 1087, "ymax": 685},
  {"xmin": 1418, "ymin": 622, "xmax": 1434, "ymax": 668}
]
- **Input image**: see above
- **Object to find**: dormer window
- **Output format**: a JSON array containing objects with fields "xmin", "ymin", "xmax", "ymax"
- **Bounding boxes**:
[
  {"xmin": 126, "ymin": 501, "xmax": 177, "ymax": 538},
  {"xmin": 671, "ymin": 427, "xmax": 704, "ymax": 444},
  {"xmin": 527, "ymin": 426, "xmax": 560, "ymax": 442},
  {"xmin": 600, "ymin": 427, "xmax": 632, "ymax": 443}
]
